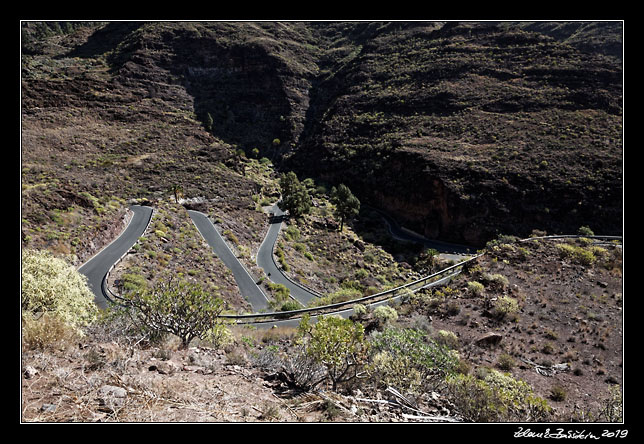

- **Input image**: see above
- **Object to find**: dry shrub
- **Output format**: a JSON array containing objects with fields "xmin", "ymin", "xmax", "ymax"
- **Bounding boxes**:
[
  {"xmin": 22, "ymin": 312, "xmax": 79, "ymax": 351},
  {"xmin": 232, "ymin": 325, "xmax": 298, "ymax": 346}
]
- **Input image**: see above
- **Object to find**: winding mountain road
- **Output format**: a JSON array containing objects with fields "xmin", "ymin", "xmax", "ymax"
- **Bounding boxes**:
[
  {"xmin": 369, "ymin": 206, "xmax": 474, "ymax": 260},
  {"xmin": 77, "ymin": 200, "xmax": 621, "ymax": 331},
  {"xmin": 256, "ymin": 204, "xmax": 320, "ymax": 306},
  {"xmin": 188, "ymin": 210, "xmax": 271, "ymax": 312},
  {"xmin": 77, "ymin": 201, "xmax": 474, "ymax": 315},
  {"xmin": 78, "ymin": 205, "xmax": 153, "ymax": 309}
]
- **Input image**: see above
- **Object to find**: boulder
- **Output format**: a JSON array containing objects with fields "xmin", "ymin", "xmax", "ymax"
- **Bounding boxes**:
[
  {"xmin": 474, "ymin": 332, "xmax": 503, "ymax": 348},
  {"xmin": 24, "ymin": 365, "xmax": 38, "ymax": 379},
  {"xmin": 97, "ymin": 384, "xmax": 127, "ymax": 412}
]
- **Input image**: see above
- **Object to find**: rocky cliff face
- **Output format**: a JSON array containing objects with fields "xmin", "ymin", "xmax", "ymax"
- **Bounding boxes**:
[
  {"xmin": 100, "ymin": 22, "xmax": 319, "ymax": 155},
  {"xmin": 285, "ymin": 22, "xmax": 623, "ymax": 245},
  {"xmin": 22, "ymin": 21, "xmax": 623, "ymax": 248}
]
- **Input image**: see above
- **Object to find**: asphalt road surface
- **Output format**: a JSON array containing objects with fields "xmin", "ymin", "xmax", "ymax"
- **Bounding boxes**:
[
  {"xmin": 188, "ymin": 210, "xmax": 270, "ymax": 312},
  {"xmin": 78, "ymin": 202, "xmax": 472, "ymax": 315},
  {"xmin": 256, "ymin": 204, "xmax": 320, "ymax": 306},
  {"xmin": 368, "ymin": 206, "xmax": 475, "ymax": 261},
  {"xmin": 78, "ymin": 205, "xmax": 153, "ymax": 309}
]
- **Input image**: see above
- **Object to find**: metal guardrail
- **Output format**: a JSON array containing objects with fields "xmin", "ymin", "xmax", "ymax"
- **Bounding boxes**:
[
  {"xmin": 101, "ymin": 203, "xmax": 622, "ymax": 325},
  {"xmin": 517, "ymin": 234, "xmax": 623, "ymax": 242},
  {"xmin": 218, "ymin": 253, "xmax": 483, "ymax": 323},
  {"xmin": 219, "ymin": 234, "xmax": 622, "ymax": 324}
]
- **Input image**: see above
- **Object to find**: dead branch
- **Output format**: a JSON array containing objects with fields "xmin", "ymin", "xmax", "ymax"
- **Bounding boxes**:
[
  {"xmin": 401, "ymin": 413, "xmax": 462, "ymax": 423},
  {"xmin": 520, "ymin": 357, "xmax": 570, "ymax": 376}
]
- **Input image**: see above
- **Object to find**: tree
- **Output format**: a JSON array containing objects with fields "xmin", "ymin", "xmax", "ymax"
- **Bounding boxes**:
[
  {"xmin": 21, "ymin": 249, "xmax": 98, "ymax": 334},
  {"xmin": 278, "ymin": 171, "xmax": 311, "ymax": 219},
  {"xmin": 298, "ymin": 314, "xmax": 368, "ymax": 391},
  {"xmin": 121, "ymin": 275, "xmax": 226, "ymax": 349},
  {"xmin": 170, "ymin": 184, "xmax": 183, "ymax": 203},
  {"xmin": 331, "ymin": 184, "xmax": 360, "ymax": 231},
  {"xmin": 204, "ymin": 112, "xmax": 214, "ymax": 131}
]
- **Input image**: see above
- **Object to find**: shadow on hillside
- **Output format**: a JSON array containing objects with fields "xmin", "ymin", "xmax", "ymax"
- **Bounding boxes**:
[
  {"xmin": 164, "ymin": 38, "xmax": 294, "ymax": 153},
  {"xmin": 351, "ymin": 205, "xmax": 477, "ymax": 268},
  {"xmin": 63, "ymin": 22, "xmax": 143, "ymax": 60}
]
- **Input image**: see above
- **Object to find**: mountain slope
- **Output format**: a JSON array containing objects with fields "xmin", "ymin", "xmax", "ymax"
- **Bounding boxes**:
[
  {"xmin": 286, "ymin": 21, "xmax": 623, "ymax": 245},
  {"xmin": 21, "ymin": 20, "xmax": 623, "ymax": 265}
]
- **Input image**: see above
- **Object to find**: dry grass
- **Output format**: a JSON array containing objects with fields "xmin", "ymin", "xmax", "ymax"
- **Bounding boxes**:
[{"xmin": 21, "ymin": 321, "xmax": 302, "ymax": 422}]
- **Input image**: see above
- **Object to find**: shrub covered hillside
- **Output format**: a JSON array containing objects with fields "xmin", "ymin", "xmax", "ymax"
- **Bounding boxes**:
[
  {"xmin": 22, "ymin": 235, "xmax": 622, "ymax": 422},
  {"xmin": 106, "ymin": 200, "xmax": 250, "ymax": 312}
]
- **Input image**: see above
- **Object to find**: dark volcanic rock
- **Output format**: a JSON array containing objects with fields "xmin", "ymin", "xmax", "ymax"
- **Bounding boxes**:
[{"xmin": 22, "ymin": 21, "xmax": 623, "ymax": 250}]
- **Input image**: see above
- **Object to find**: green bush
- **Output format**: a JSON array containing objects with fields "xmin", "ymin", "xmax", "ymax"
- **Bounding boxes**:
[
  {"xmin": 484, "ymin": 273, "xmax": 509, "ymax": 290},
  {"xmin": 310, "ymin": 287, "xmax": 361, "ymax": 307},
  {"xmin": 121, "ymin": 271, "xmax": 147, "ymax": 293},
  {"xmin": 486, "ymin": 234, "xmax": 519, "ymax": 249},
  {"xmin": 275, "ymin": 245, "xmax": 290, "ymax": 272},
  {"xmin": 267, "ymin": 282, "xmax": 291, "ymax": 303},
  {"xmin": 223, "ymin": 229, "xmax": 239, "ymax": 245},
  {"xmin": 204, "ymin": 323, "xmax": 234, "ymax": 348},
  {"xmin": 355, "ymin": 268, "xmax": 369, "ymax": 280},
  {"xmin": 446, "ymin": 369, "xmax": 552, "ymax": 422},
  {"xmin": 556, "ymin": 243, "xmax": 596, "ymax": 265},
  {"xmin": 352, "ymin": 303, "xmax": 368, "ymax": 318},
  {"xmin": 21, "ymin": 249, "xmax": 98, "ymax": 334},
  {"xmin": 434, "ymin": 329, "xmax": 460, "ymax": 350},
  {"xmin": 280, "ymin": 300, "xmax": 302, "ymax": 312},
  {"xmin": 284, "ymin": 225, "xmax": 301, "ymax": 241},
  {"xmin": 373, "ymin": 305, "xmax": 398, "ymax": 326},
  {"xmin": 467, "ymin": 281, "xmax": 485, "ymax": 297},
  {"xmin": 371, "ymin": 350, "xmax": 423, "ymax": 393},
  {"xmin": 369, "ymin": 327, "xmax": 459, "ymax": 393},
  {"xmin": 298, "ymin": 314, "xmax": 368, "ymax": 391},
  {"xmin": 493, "ymin": 296, "xmax": 519, "ymax": 321},
  {"xmin": 496, "ymin": 353, "xmax": 516, "ymax": 371}
]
